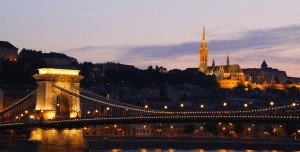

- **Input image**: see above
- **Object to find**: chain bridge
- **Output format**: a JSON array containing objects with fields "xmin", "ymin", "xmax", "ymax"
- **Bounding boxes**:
[{"xmin": 0, "ymin": 68, "xmax": 299, "ymax": 130}]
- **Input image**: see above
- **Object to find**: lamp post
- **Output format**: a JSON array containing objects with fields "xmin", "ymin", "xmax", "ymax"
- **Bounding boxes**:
[
  {"xmin": 106, "ymin": 107, "xmax": 110, "ymax": 116},
  {"xmin": 76, "ymin": 109, "xmax": 79, "ymax": 118},
  {"xmin": 95, "ymin": 109, "xmax": 98, "ymax": 117}
]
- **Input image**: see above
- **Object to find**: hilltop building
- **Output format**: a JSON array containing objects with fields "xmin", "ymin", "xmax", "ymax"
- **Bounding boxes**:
[
  {"xmin": 196, "ymin": 27, "xmax": 300, "ymax": 90},
  {"xmin": 0, "ymin": 41, "xmax": 18, "ymax": 62},
  {"xmin": 198, "ymin": 27, "xmax": 245, "ymax": 89},
  {"xmin": 243, "ymin": 60, "xmax": 287, "ymax": 85}
]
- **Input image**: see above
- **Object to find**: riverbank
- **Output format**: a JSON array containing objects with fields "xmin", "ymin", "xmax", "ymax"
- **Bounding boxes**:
[{"xmin": 85, "ymin": 136, "xmax": 300, "ymax": 151}]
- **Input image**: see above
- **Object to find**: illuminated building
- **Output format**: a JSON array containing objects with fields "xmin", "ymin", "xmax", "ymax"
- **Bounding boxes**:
[
  {"xmin": 243, "ymin": 60, "xmax": 288, "ymax": 85},
  {"xmin": 34, "ymin": 68, "xmax": 83, "ymax": 119},
  {"xmin": 199, "ymin": 26, "xmax": 208, "ymax": 73},
  {"xmin": 198, "ymin": 27, "xmax": 245, "ymax": 89}
]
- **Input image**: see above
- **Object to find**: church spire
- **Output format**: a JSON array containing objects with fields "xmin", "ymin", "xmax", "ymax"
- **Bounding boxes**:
[
  {"xmin": 202, "ymin": 26, "xmax": 206, "ymax": 41},
  {"xmin": 199, "ymin": 26, "xmax": 208, "ymax": 73},
  {"xmin": 212, "ymin": 58, "xmax": 215, "ymax": 67},
  {"xmin": 226, "ymin": 54, "xmax": 230, "ymax": 66}
]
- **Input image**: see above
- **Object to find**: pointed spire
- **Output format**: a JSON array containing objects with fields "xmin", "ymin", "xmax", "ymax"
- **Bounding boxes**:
[
  {"xmin": 203, "ymin": 26, "xmax": 205, "ymax": 40},
  {"xmin": 226, "ymin": 54, "xmax": 230, "ymax": 66},
  {"xmin": 212, "ymin": 58, "xmax": 215, "ymax": 67},
  {"xmin": 261, "ymin": 60, "xmax": 268, "ymax": 69}
]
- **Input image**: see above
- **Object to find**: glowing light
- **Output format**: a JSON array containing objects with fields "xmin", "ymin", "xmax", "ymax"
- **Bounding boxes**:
[
  {"xmin": 200, "ymin": 104, "xmax": 204, "ymax": 108},
  {"xmin": 244, "ymin": 103, "xmax": 248, "ymax": 108},
  {"xmin": 164, "ymin": 105, "xmax": 168, "ymax": 109},
  {"xmin": 29, "ymin": 115, "xmax": 35, "ymax": 119},
  {"xmin": 95, "ymin": 110, "xmax": 98, "ymax": 113},
  {"xmin": 270, "ymin": 101, "xmax": 274, "ymax": 106},
  {"xmin": 180, "ymin": 103, "xmax": 184, "ymax": 108},
  {"xmin": 25, "ymin": 110, "xmax": 28, "ymax": 114},
  {"xmin": 144, "ymin": 105, "xmax": 148, "ymax": 108},
  {"xmin": 223, "ymin": 102, "xmax": 227, "ymax": 107},
  {"xmin": 107, "ymin": 107, "xmax": 110, "ymax": 110},
  {"xmin": 38, "ymin": 68, "xmax": 80, "ymax": 76}
]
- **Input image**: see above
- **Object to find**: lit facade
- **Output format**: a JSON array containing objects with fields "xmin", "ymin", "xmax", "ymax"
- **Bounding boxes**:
[
  {"xmin": 199, "ymin": 26, "xmax": 208, "ymax": 73},
  {"xmin": 34, "ymin": 68, "xmax": 83, "ymax": 119},
  {"xmin": 198, "ymin": 27, "xmax": 245, "ymax": 89}
]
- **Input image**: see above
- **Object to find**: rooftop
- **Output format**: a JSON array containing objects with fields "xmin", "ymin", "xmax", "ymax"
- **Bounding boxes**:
[{"xmin": 0, "ymin": 41, "xmax": 18, "ymax": 50}]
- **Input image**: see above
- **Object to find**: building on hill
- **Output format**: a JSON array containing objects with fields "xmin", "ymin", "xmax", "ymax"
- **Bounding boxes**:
[
  {"xmin": 0, "ymin": 41, "xmax": 18, "ymax": 62},
  {"xmin": 198, "ymin": 27, "xmax": 245, "ymax": 89},
  {"xmin": 42, "ymin": 52, "xmax": 76, "ymax": 68},
  {"xmin": 243, "ymin": 60, "xmax": 288, "ymax": 85},
  {"xmin": 287, "ymin": 77, "xmax": 300, "ymax": 84}
]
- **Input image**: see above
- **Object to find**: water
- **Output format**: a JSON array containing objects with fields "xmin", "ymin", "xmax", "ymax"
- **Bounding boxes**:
[{"xmin": 1, "ymin": 128, "xmax": 300, "ymax": 152}]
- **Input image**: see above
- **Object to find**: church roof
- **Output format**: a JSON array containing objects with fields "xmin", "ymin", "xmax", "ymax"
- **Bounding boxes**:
[
  {"xmin": 261, "ymin": 60, "xmax": 268, "ymax": 67},
  {"xmin": 207, "ymin": 64, "xmax": 243, "ymax": 73},
  {"xmin": 0, "ymin": 41, "xmax": 18, "ymax": 50}
]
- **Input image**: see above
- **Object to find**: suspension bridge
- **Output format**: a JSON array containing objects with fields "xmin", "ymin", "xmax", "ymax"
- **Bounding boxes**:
[{"xmin": 0, "ymin": 68, "xmax": 299, "ymax": 130}]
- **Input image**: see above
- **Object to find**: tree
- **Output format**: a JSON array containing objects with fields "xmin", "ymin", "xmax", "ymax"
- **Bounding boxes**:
[
  {"xmin": 233, "ymin": 123, "xmax": 244, "ymax": 137},
  {"xmin": 204, "ymin": 123, "xmax": 219, "ymax": 136},
  {"xmin": 183, "ymin": 124, "xmax": 196, "ymax": 135},
  {"xmin": 284, "ymin": 124, "xmax": 299, "ymax": 138}
]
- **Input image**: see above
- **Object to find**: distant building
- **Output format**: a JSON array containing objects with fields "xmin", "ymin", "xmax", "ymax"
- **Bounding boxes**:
[
  {"xmin": 287, "ymin": 76, "xmax": 300, "ymax": 84},
  {"xmin": 198, "ymin": 27, "xmax": 245, "ymax": 89},
  {"xmin": 243, "ymin": 60, "xmax": 288, "ymax": 84},
  {"xmin": 0, "ymin": 41, "xmax": 18, "ymax": 62},
  {"xmin": 42, "ymin": 52, "xmax": 75, "ymax": 68}
]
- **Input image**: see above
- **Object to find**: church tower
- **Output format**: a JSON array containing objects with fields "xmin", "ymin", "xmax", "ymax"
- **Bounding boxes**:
[{"xmin": 199, "ymin": 26, "xmax": 208, "ymax": 73}]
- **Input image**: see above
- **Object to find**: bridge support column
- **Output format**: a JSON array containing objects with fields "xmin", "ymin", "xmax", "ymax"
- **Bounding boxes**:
[{"xmin": 33, "ymin": 68, "xmax": 83, "ymax": 120}]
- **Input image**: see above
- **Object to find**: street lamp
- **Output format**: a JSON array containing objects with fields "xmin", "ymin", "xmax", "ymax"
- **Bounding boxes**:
[
  {"xmin": 244, "ymin": 103, "xmax": 248, "ymax": 108},
  {"xmin": 164, "ymin": 105, "xmax": 168, "ymax": 110},
  {"xmin": 180, "ymin": 103, "xmax": 184, "ymax": 108},
  {"xmin": 270, "ymin": 101, "xmax": 274, "ymax": 106},
  {"xmin": 292, "ymin": 103, "xmax": 296, "ymax": 107},
  {"xmin": 76, "ymin": 109, "xmax": 80, "ymax": 118},
  {"xmin": 25, "ymin": 110, "xmax": 28, "ymax": 114},
  {"xmin": 200, "ymin": 104, "xmax": 204, "ymax": 109},
  {"xmin": 106, "ymin": 107, "xmax": 110, "ymax": 115},
  {"xmin": 223, "ymin": 102, "xmax": 227, "ymax": 107},
  {"xmin": 144, "ymin": 105, "xmax": 148, "ymax": 109}
]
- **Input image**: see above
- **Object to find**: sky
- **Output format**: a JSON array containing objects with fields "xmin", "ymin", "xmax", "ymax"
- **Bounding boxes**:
[{"xmin": 1, "ymin": 0, "xmax": 300, "ymax": 77}]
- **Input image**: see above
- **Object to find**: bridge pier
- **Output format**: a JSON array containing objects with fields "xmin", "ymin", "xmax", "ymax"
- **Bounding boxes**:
[{"xmin": 33, "ymin": 68, "xmax": 83, "ymax": 120}]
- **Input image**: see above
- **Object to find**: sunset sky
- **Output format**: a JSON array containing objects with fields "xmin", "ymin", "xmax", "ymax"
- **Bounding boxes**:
[{"xmin": 1, "ymin": 0, "xmax": 300, "ymax": 76}]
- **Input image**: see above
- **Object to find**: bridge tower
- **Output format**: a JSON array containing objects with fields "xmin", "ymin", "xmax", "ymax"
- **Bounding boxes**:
[{"xmin": 33, "ymin": 68, "xmax": 83, "ymax": 120}]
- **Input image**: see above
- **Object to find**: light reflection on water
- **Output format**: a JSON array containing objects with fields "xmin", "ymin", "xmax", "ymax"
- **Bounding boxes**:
[
  {"xmin": 2, "ymin": 128, "xmax": 299, "ymax": 152},
  {"xmin": 87, "ymin": 149, "xmax": 299, "ymax": 152}
]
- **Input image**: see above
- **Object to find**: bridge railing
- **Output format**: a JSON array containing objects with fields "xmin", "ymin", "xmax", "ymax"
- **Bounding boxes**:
[
  {"xmin": 0, "ymin": 90, "xmax": 37, "ymax": 115},
  {"xmin": 53, "ymin": 83, "xmax": 173, "ymax": 115}
]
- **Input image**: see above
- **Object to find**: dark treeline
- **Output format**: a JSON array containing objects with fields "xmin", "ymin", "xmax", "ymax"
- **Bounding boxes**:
[
  {"xmin": 0, "ymin": 49, "xmax": 219, "ymax": 90},
  {"xmin": 80, "ymin": 62, "xmax": 219, "ymax": 89}
]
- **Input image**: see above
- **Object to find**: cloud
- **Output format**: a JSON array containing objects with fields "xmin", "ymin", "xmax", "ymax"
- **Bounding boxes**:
[{"xmin": 64, "ymin": 25, "xmax": 300, "ymax": 76}]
